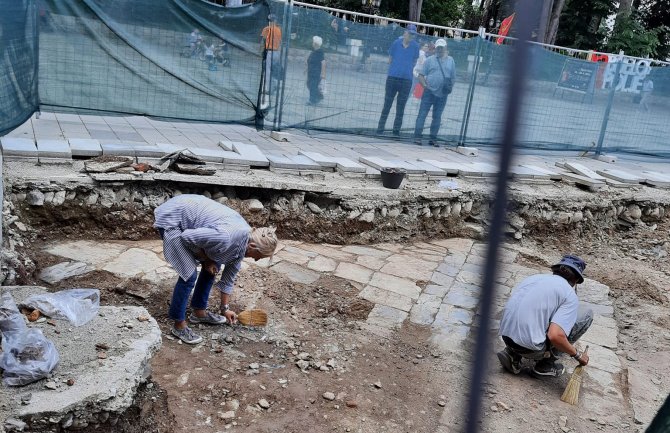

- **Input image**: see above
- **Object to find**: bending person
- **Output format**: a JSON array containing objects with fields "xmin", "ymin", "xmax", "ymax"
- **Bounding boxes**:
[{"xmin": 154, "ymin": 195, "xmax": 278, "ymax": 344}]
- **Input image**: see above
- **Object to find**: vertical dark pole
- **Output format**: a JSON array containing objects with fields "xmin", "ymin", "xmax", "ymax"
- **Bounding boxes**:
[
  {"xmin": 595, "ymin": 52, "xmax": 623, "ymax": 156},
  {"xmin": 462, "ymin": 1, "xmax": 539, "ymax": 432},
  {"xmin": 275, "ymin": 0, "xmax": 294, "ymax": 132},
  {"xmin": 458, "ymin": 27, "xmax": 484, "ymax": 146}
]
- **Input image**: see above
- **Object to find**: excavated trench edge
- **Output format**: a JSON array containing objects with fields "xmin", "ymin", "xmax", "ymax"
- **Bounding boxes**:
[{"xmin": 2, "ymin": 177, "xmax": 670, "ymax": 431}]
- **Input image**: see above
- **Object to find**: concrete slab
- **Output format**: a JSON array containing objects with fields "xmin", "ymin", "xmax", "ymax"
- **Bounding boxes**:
[
  {"xmin": 563, "ymin": 161, "xmax": 607, "ymax": 181},
  {"xmin": 561, "ymin": 172, "xmax": 605, "ymax": 190},
  {"xmin": 186, "ymin": 147, "xmax": 227, "ymax": 163},
  {"xmin": 231, "ymin": 143, "xmax": 269, "ymax": 167},
  {"xmin": 341, "ymin": 245, "xmax": 392, "ymax": 258},
  {"xmin": 380, "ymin": 254, "xmax": 437, "ymax": 281},
  {"xmin": 269, "ymin": 261, "xmax": 320, "ymax": 284},
  {"xmin": 298, "ymin": 151, "xmax": 338, "ymax": 168},
  {"xmin": 1, "ymin": 286, "xmax": 161, "ymax": 430},
  {"xmin": 368, "ymin": 272, "xmax": 421, "ymax": 299},
  {"xmin": 419, "ymin": 159, "xmax": 461, "ymax": 175},
  {"xmin": 333, "ymin": 157, "xmax": 366, "ymax": 173},
  {"xmin": 38, "ymin": 261, "xmax": 93, "ymax": 285},
  {"xmin": 36, "ymin": 139, "xmax": 72, "ymax": 159},
  {"xmin": 100, "ymin": 142, "xmax": 137, "ymax": 157},
  {"xmin": 366, "ymin": 304, "xmax": 408, "ymax": 330},
  {"xmin": 334, "ymin": 262, "xmax": 374, "ymax": 284},
  {"xmin": 641, "ymin": 171, "xmax": 670, "ymax": 187},
  {"xmin": 358, "ymin": 285, "xmax": 413, "ymax": 312},
  {"xmin": 409, "ymin": 294, "xmax": 442, "ymax": 325},
  {"xmin": 45, "ymin": 241, "xmax": 129, "ymax": 266},
  {"xmin": 595, "ymin": 168, "xmax": 644, "ymax": 184},
  {"xmin": 520, "ymin": 164, "xmax": 562, "ymax": 180},
  {"xmin": 307, "ymin": 256, "xmax": 338, "ymax": 272},
  {"xmin": 0, "ymin": 137, "xmax": 38, "ymax": 157},
  {"xmin": 101, "ymin": 248, "xmax": 166, "ymax": 279},
  {"xmin": 409, "ymin": 160, "xmax": 447, "ymax": 176},
  {"xmin": 459, "ymin": 162, "xmax": 498, "ymax": 177},
  {"xmin": 68, "ymin": 139, "xmax": 102, "ymax": 157},
  {"xmin": 359, "ymin": 156, "xmax": 425, "ymax": 175},
  {"xmin": 130, "ymin": 144, "xmax": 168, "ymax": 158}
]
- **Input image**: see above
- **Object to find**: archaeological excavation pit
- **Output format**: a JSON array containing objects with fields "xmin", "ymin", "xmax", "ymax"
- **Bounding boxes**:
[{"xmin": 1, "ymin": 157, "xmax": 670, "ymax": 433}]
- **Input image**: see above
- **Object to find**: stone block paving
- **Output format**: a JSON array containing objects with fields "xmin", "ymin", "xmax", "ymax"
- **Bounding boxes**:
[{"xmin": 42, "ymin": 236, "xmax": 625, "ymax": 423}]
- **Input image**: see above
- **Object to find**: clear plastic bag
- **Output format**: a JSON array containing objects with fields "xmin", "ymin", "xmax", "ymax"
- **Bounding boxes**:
[
  {"xmin": 0, "ymin": 291, "xmax": 60, "ymax": 386},
  {"xmin": 0, "ymin": 291, "xmax": 28, "ymax": 335},
  {"xmin": 21, "ymin": 289, "xmax": 100, "ymax": 327},
  {"xmin": 1, "ymin": 328, "xmax": 60, "ymax": 386}
]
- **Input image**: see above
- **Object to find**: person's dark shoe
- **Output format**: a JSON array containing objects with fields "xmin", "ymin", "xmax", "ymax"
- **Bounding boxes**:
[
  {"xmin": 392, "ymin": 130, "xmax": 400, "ymax": 137},
  {"xmin": 532, "ymin": 360, "xmax": 565, "ymax": 378},
  {"xmin": 497, "ymin": 348, "xmax": 521, "ymax": 375},
  {"xmin": 414, "ymin": 138, "xmax": 423, "ymax": 146},
  {"xmin": 429, "ymin": 140, "xmax": 440, "ymax": 147}
]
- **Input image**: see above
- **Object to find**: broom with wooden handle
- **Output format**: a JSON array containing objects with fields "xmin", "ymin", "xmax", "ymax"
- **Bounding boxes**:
[
  {"xmin": 236, "ymin": 309, "xmax": 268, "ymax": 327},
  {"xmin": 561, "ymin": 345, "xmax": 589, "ymax": 405}
]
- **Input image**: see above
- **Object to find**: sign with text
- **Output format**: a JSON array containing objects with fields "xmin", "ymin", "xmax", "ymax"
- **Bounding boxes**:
[{"xmin": 556, "ymin": 59, "xmax": 598, "ymax": 94}]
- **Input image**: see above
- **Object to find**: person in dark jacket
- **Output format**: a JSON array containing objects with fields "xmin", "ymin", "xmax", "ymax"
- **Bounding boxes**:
[{"xmin": 306, "ymin": 36, "xmax": 326, "ymax": 106}]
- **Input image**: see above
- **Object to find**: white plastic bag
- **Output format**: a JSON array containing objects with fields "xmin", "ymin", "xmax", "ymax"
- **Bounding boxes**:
[
  {"xmin": 21, "ymin": 289, "xmax": 100, "ymax": 327},
  {"xmin": 1, "ymin": 328, "xmax": 60, "ymax": 386},
  {"xmin": 0, "ymin": 291, "xmax": 60, "ymax": 386}
]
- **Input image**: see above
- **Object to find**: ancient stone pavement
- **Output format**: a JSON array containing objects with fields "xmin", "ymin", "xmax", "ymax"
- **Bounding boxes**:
[{"xmin": 42, "ymin": 238, "xmax": 636, "ymax": 431}]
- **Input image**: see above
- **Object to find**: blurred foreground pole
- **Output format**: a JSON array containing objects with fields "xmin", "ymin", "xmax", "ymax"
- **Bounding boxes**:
[{"xmin": 462, "ymin": 1, "xmax": 541, "ymax": 432}]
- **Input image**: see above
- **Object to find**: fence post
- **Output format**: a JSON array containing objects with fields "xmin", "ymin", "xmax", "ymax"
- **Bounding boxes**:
[
  {"xmin": 273, "ymin": 0, "xmax": 294, "ymax": 132},
  {"xmin": 595, "ymin": 50, "xmax": 624, "ymax": 156},
  {"xmin": 457, "ymin": 27, "xmax": 484, "ymax": 146}
]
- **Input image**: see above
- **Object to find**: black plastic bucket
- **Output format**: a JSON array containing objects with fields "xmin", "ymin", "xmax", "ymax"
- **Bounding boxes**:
[{"xmin": 380, "ymin": 168, "xmax": 406, "ymax": 189}]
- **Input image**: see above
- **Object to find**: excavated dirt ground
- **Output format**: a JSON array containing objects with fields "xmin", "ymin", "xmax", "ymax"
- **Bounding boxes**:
[{"xmin": 8, "ymin": 214, "xmax": 669, "ymax": 433}]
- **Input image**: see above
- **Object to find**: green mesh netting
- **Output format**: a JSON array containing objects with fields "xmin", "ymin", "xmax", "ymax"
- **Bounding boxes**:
[{"xmin": 1, "ymin": 0, "xmax": 669, "ymax": 156}]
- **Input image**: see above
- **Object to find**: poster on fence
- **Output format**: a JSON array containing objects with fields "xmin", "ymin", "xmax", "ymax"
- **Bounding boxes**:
[{"xmin": 556, "ymin": 59, "xmax": 598, "ymax": 94}]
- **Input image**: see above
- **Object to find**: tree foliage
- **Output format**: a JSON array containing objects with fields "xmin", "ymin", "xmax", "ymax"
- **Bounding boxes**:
[
  {"xmin": 639, "ymin": 0, "xmax": 670, "ymax": 58},
  {"xmin": 606, "ymin": 13, "xmax": 663, "ymax": 57},
  {"xmin": 555, "ymin": 0, "xmax": 615, "ymax": 49}
]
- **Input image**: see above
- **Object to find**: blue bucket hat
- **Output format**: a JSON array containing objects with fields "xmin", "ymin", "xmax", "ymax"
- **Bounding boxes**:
[
  {"xmin": 551, "ymin": 254, "xmax": 586, "ymax": 284},
  {"xmin": 406, "ymin": 24, "xmax": 418, "ymax": 35}
]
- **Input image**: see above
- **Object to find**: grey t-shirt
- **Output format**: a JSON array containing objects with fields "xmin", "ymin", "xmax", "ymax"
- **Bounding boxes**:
[{"xmin": 499, "ymin": 274, "xmax": 579, "ymax": 351}]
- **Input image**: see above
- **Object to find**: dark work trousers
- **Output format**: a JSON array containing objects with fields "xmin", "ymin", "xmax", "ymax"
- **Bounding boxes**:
[
  {"xmin": 377, "ymin": 76, "xmax": 412, "ymax": 135},
  {"xmin": 414, "ymin": 90, "xmax": 448, "ymax": 140}
]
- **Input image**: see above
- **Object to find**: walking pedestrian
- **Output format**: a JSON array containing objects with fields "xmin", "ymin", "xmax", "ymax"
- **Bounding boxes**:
[
  {"xmin": 260, "ymin": 14, "xmax": 282, "ymax": 97},
  {"xmin": 306, "ymin": 36, "xmax": 326, "ymax": 106},
  {"xmin": 413, "ymin": 38, "xmax": 455, "ymax": 147},
  {"xmin": 376, "ymin": 24, "xmax": 420, "ymax": 136}
]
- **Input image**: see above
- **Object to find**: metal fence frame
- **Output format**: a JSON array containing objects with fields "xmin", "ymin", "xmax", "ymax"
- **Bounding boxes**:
[{"xmin": 272, "ymin": 1, "xmax": 669, "ymax": 157}]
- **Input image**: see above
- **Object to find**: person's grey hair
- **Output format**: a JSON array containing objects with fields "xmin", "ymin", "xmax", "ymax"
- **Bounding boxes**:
[
  {"xmin": 312, "ymin": 36, "xmax": 323, "ymax": 48},
  {"xmin": 249, "ymin": 227, "xmax": 278, "ymax": 258}
]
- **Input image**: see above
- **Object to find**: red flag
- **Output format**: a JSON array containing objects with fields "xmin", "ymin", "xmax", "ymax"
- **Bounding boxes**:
[{"xmin": 496, "ymin": 13, "xmax": 515, "ymax": 45}]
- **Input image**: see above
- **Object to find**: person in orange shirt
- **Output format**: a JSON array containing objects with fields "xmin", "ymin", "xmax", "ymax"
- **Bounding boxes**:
[{"xmin": 260, "ymin": 14, "xmax": 282, "ymax": 97}]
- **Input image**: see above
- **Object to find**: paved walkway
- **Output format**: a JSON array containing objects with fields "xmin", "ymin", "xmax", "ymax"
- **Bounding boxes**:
[{"xmin": 4, "ymin": 113, "xmax": 669, "ymax": 179}]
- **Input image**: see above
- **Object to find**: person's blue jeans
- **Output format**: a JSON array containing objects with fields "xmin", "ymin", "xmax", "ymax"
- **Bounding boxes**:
[
  {"xmin": 377, "ymin": 76, "xmax": 412, "ymax": 134},
  {"xmin": 414, "ymin": 91, "xmax": 448, "ymax": 140},
  {"xmin": 168, "ymin": 270, "xmax": 216, "ymax": 322}
]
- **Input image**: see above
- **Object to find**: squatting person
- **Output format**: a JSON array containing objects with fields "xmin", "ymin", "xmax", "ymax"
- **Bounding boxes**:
[
  {"xmin": 154, "ymin": 194, "xmax": 278, "ymax": 344},
  {"xmin": 497, "ymin": 254, "xmax": 592, "ymax": 377}
]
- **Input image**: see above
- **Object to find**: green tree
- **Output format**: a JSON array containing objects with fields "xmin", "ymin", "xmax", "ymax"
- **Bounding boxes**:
[
  {"xmin": 639, "ymin": 0, "xmax": 670, "ymax": 59},
  {"xmin": 555, "ymin": 0, "xmax": 616, "ymax": 50},
  {"xmin": 419, "ymin": 0, "xmax": 467, "ymax": 27},
  {"xmin": 606, "ymin": 13, "xmax": 662, "ymax": 56}
]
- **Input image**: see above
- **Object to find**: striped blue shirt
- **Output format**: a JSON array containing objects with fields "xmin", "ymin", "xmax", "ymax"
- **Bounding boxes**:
[{"xmin": 154, "ymin": 195, "xmax": 250, "ymax": 294}]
